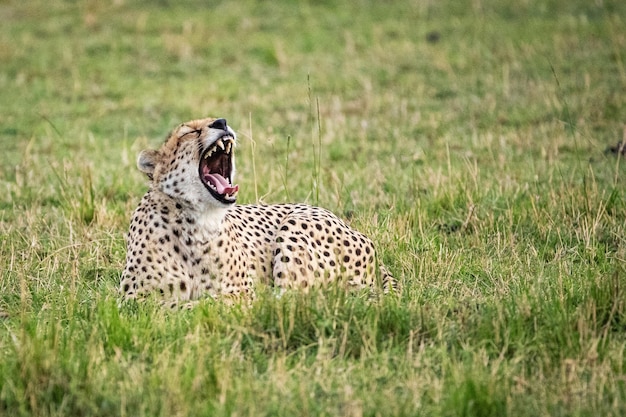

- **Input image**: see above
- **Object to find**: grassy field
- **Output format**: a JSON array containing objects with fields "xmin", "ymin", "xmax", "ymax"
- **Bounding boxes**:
[{"xmin": 1, "ymin": 0, "xmax": 626, "ymax": 415}]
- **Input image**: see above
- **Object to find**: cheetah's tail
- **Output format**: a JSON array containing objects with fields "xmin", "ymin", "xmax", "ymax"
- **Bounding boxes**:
[{"xmin": 379, "ymin": 264, "xmax": 398, "ymax": 295}]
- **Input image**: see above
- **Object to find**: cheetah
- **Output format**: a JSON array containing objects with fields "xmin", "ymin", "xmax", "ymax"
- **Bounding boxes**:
[{"xmin": 120, "ymin": 117, "xmax": 395, "ymax": 306}]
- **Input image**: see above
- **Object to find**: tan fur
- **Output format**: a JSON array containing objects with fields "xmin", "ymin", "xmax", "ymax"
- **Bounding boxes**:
[{"xmin": 120, "ymin": 117, "xmax": 395, "ymax": 306}]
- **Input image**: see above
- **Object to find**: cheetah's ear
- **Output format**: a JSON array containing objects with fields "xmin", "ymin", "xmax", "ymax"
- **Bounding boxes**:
[{"xmin": 137, "ymin": 149, "xmax": 160, "ymax": 180}]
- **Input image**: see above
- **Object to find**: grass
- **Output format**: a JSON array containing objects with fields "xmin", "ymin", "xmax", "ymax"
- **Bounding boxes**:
[{"xmin": 1, "ymin": 0, "xmax": 626, "ymax": 415}]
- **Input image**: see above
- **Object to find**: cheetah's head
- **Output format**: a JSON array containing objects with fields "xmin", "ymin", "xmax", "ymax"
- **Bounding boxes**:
[{"xmin": 137, "ymin": 117, "xmax": 239, "ymax": 208}]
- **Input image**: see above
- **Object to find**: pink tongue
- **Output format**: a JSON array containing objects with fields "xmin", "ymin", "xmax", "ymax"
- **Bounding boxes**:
[{"xmin": 204, "ymin": 173, "xmax": 239, "ymax": 195}]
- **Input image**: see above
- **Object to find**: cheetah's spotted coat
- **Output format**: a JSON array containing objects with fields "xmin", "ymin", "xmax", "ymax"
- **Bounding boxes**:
[{"xmin": 121, "ymin": 117, "xmax": 394, "ymax": 305}]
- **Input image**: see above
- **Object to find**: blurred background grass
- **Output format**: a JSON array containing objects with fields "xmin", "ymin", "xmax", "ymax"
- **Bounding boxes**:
[{"xmin": 1, "ymin": 0, "xmax": 626, "ymax": 416}]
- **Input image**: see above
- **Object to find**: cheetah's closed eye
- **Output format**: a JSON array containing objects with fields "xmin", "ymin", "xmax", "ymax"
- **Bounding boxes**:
[{"xmin": 120, "ymin": 117, "xmax": 395, "ymax": 306}]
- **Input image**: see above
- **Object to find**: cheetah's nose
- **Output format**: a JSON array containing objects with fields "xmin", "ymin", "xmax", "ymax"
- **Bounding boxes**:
[{"xmin": 209, "ymin": 118, "xmax": 228, "ymax": 131}]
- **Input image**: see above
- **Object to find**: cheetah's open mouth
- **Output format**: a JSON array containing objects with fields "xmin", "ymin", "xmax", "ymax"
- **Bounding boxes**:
[{"xmin": 199, "ymin": 134, "xmax": 238, "ymax": 204}]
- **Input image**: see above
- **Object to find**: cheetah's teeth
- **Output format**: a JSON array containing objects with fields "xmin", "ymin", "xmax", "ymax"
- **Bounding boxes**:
[
  {"xmin": 225, "ymin": 141, "xmax": 232, "ymax": 154},
  {"xmin": 203, "ymin": 148, "xmax": 215, "ymax": 159},
  {"xmin": 216, "ymin": 138, "xmax": 225, "ymax": 151}
]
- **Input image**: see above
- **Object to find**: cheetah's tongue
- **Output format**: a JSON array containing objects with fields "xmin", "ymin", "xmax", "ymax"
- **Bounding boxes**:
[{"xmin": 204, "ymin": 173, "xmax": 239, "ymax": 195}]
